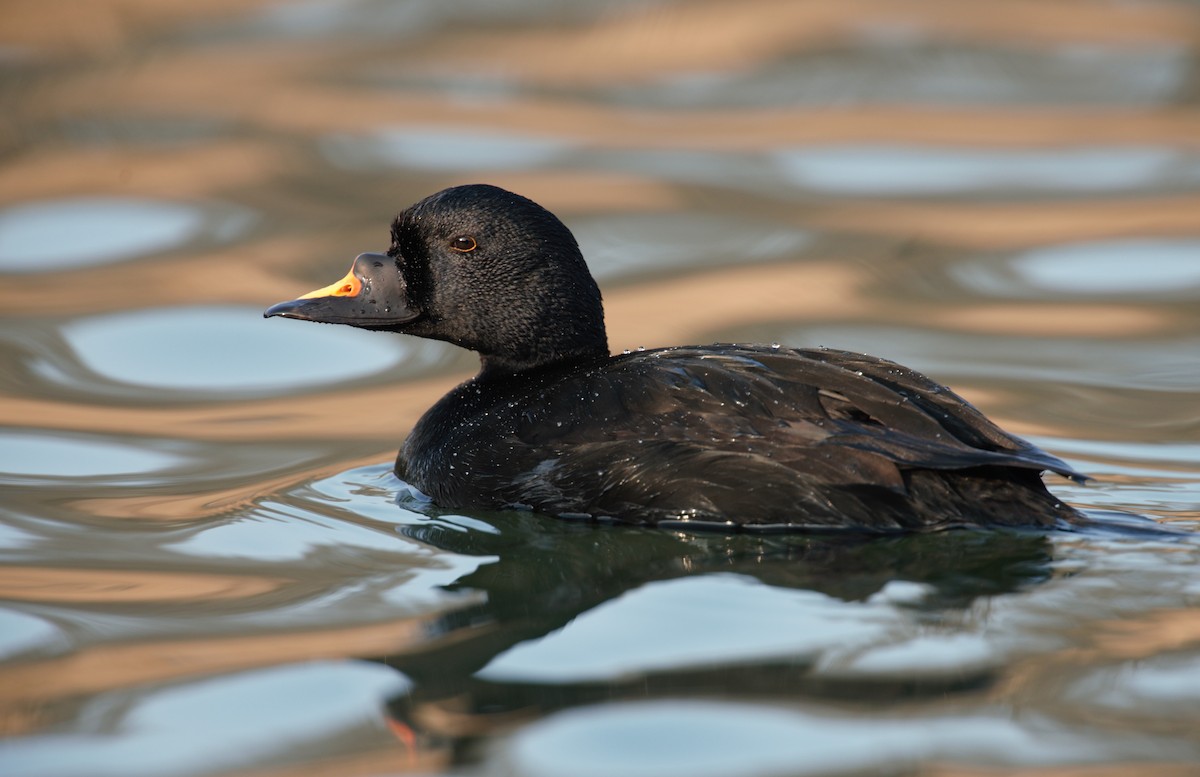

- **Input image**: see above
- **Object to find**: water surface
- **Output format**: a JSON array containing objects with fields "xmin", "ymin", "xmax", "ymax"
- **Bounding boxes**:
[{"xmin": 1, "ymin": 2, "xmax": 1199, "ymax": 776}]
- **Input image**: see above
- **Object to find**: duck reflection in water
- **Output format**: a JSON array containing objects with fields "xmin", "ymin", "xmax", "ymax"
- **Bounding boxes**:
[{"xmin": 371, "ymin": 505, "xmax": 1057, "ymax": 752}]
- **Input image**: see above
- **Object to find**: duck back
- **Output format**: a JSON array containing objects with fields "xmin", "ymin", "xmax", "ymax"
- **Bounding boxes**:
[{"xmin": 398, "ymin": 344, "xmax": 1083, "ymax": 532}]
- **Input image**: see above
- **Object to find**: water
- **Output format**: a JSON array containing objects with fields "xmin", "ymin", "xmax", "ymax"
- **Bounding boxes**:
[{"xmin": 2, "ymin": 2, "xmax": 1199, "ymax": 775}]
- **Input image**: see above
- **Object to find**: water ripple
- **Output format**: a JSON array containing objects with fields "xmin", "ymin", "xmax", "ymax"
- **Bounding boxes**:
[
  {"xmin": 501, "ymin": 698, "xmax": 1193, "ymax": 777},
  {"xmin": 0, "ymin": 661, "xmax": 408, "ymax": 777},
  {"xmin": 479, "ymin": 573, "xmax": 906, "ymax": 683},
  {"xmin": 573, "ymin": 213, "xmax": 811, "ymax": 280},
  {"xmin": 56, "ymin": 305, "xmax": 411, "ymax": 396},
  {"xmin": 774, "ymin": 145, "xmax": 1198, "ymax": 195},
  {"xmin": 0, "ymin": 430, "xmax": 187, "ymax": 483},
  {"xmin": 0, "ymin": 197, "xmax": 252, "ymax": 273},
  {"xmin": 321, "ymin": 127, "xmax": 573, "ymax": 172},
  {"xmin": 954, "ymin": 238, "xmax": 1200, "ymax": 298},
  {"xmin": 773, "ymin": 324, "xmax": 1200, "ymax": 392}
]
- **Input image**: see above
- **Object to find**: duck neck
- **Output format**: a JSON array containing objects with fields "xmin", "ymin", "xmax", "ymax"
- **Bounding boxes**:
[{"xmin": 478, "ymin": 337, "xmax": 610, "ymax": 380}]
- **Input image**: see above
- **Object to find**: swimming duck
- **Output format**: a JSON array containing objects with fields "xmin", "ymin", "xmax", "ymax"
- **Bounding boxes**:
[{"xmin": 265, "ymin": 184, "xmax": 1085, "ymax": 532}]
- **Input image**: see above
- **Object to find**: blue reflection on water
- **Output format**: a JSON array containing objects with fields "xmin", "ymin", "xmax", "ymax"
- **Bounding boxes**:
[
  {"xmin": 165, "ymin": 502, "xmax": 430, "ymax": 562},
  {"xmin": 0, "ymin": 662, "xmax": 408, "ymax": 777},
  {"xmin": 0, "ymin": 198, "xmax": 247, "ymax": 273},
  {"xmin": 1012, "ymin": 238, "xmax": 1200, "ymax": 294},
  {"xmin": 0, "ymin": 608, "xmax": 67, "ymax": 661},
  {"xmin": 777, "ymin": 324, "xmax": 1200, "ymax": 392},
  {"xmin": 573, "ymin": 213, "xmax": 812, "ymax": 280},
  {"xmin": 479, "ymin": 574, "xmax": 907, "ymax": 683},
  {"xmin": 951, "ymin": 238, "xmax": 1200, "ymax": 298},
  {"xmin": 774, "ymin": 145, "xmax": 1195, "ymax": 194},
  {"xmin": 321, "ymin": 127, "xmax": 573, "ymax": 172},
  {"xmin": 1068, "ymin": 654, "xmax": 1200, "ymax": 713},
  {"xmin": 60, "ymin": 306, "xmax": 408, "ymax": 393},
  {"xmin": 0, "ymin": 431, "xmax": 186, "ymax": 481},
  {"xmin": 502, "ymin": 698, "xmax": 1186, "ymax": 777}
]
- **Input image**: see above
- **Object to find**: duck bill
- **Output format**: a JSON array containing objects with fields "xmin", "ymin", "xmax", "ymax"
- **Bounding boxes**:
[{"xmin": 263, "ymin": 252, "xmax": 420, "ymax": 328}]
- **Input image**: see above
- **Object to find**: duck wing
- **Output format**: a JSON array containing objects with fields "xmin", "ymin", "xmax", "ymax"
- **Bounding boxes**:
[{"xmin": 413, "ymin": 345, "xmax": 1084, "ymax": 531}]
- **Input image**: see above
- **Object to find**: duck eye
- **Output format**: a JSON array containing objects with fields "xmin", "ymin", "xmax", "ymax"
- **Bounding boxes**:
[{"xmin": 451, "ymin": 236, "xmax": 477, "ymax": 253}]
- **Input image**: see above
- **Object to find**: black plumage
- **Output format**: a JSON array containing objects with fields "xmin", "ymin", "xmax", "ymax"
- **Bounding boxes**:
[{"xmin": 265, "ymin": 184, "xmax": 1086, "ymax": 532}]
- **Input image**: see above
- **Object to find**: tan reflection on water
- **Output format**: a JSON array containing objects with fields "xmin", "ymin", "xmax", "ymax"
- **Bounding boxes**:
[
  {"xmin": 0, "ymin": 567, "xmax": 290, "ymax": 603},
  {"xmin": 1091, "ymin": 607, "xmax": 1200, "ymax": 660},
  {"xmin": 66, "ymin": 452, "xmax": 391, "ymax": 522},
  {"xmin": 809, "ymin": 195, "xmax": 1200, "ymax": 249},
  {"xmin": 2, "ymin": 0, "xmax": 280, "ymax": 55},
  {"xmin": 0, "ymin": 611, "xmax": 446, "ymax": 712},
  {"xmin": 0, "ymin": 142, "xmax": 292, "ymax": 206},
  {"xmin": 222, "ymin": 747, "xmax": 446, "ymax": 777}
]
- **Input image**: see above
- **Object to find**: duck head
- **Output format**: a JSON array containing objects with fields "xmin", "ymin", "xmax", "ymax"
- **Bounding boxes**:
[{"xmin": 265, "ymin": 184, "xmax": 609, "ymax": 376}]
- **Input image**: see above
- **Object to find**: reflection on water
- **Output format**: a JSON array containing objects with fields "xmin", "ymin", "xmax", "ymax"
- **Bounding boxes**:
[
  {"xmin": 0, "ymin": 609, "xmax": 67, "ymax": 662},
  {"xmin": 498, "ymin": 698, "xmax": 1188, "ymax": 777},
  {"xmin": 0, "ymin": 431, "xmax": 186, "ymax": 480},
  {"xmin": 762, "ymin": 323, "xmax": 1200, "ymax": 392},
  {"xmin": 0, "ymin": 662, "xmax": 411, "ymax": 777},
  {"xmin": 573, "ymin": 212, "xmax": 812, "ymax": 281},
  {"xmin": 0, "ymin": 198, "xmax": 213, "ymax": 272},
  {"xmin": 942, "ymin": 237, "xmax": 1200, "ymax": 304},
  {"xmin": 774, "ymin": 145, "xmax": 1200, "ymax": 195},
  {"xmin": 1009, "ymin": 238, "xmax": 1200, "ymax": 295},
  {"xmin": 0, "ymin": 197, "xmax": 254, "ymax": 274},
  {"xmin": 477, "ymin": 574, "xmax": 912, "ymax": 683},
  {"xmin": 62, "ymin": 306, "xmax": 410, "ymax": 394},
  {"xmin": 321, "ymin": 128, "xmax": 575, "ymax": 172},
  {"xmin": 604, "ymin": 43, "xmax": 1190, "ymax": 108},
  {"xmin": 2, "ymin": 1, "xmax": 1200, "ymax": 776}
]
